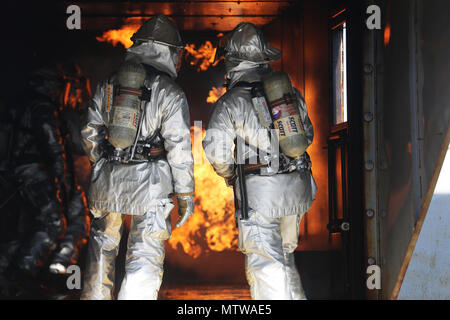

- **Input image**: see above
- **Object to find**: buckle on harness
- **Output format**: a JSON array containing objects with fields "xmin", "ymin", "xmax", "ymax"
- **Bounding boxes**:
[{"xmin": 105, "ymin": 140, "xmax": 165, "ymax": 164}]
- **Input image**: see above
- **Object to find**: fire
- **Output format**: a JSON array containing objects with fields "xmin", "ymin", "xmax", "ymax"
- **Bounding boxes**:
[
  {"xmin": 96, "ymin": 21, "xmax": 223, "ymax": 72},
  {"xmin": 168, "ymin": 127, "xmax": 238, "ymax": 258},
  {"xmin": 96, "ymin": 23, "xmax": 140, "ymax": 49},
  {"xmin": 384, "ymin": 23, "xmax": 391, "ymax": 47},
  {"xmin": 206, "ymin": 87, "xmax": 226, "ymax": 104},
  {"xmin": 184, "ymin": 41, "xmax": 222, "ymax": 72}
]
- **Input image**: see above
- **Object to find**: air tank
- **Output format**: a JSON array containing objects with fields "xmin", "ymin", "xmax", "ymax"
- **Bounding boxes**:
[
  {"xmin": 108, "ymin": 61, "xmax": 146, "ymax": 150},
  {"xmin": 263, "ymin": 71, "xmax": 308, "ymax": 159}
]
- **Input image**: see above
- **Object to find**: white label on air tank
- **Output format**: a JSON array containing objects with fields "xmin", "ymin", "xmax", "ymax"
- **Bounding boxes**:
[
  {"xmin": 111, "ymin": 107, "xmax": 138, "ymax": 129},
  {"xmin": 275, "ymin": 114, "xmax": 303, "ymax": 138},
  {"xmin": 251, "ymin": 96, "xmax": 272, "ymax": 128},
  {"xmin": 272, "ymin": 102, "xmax": 304, "ymax": 139}
]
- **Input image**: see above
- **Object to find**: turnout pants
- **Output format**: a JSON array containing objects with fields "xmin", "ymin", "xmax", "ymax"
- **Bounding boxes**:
[
  {"xmin": 238, "ymin": 210, "xmax": 307, "ymax": 300},
  {"xmin": 80, "ymin": 201, "xmax": 172, "ymax": 300}
]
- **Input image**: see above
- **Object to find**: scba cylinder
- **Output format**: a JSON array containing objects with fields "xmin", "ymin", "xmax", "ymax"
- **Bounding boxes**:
[
  {"xmin": 263, "ymin": 71, "xmax": 308, "ymax": 159},
  {"xmin": 108, "ymin": 62, "xmax": 146, "ymax": 150}
]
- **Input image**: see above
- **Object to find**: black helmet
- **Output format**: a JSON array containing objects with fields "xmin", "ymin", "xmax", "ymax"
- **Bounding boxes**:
[{"xmin": 130, "ymin": 14, "xmax": 184, "ymax": 49}]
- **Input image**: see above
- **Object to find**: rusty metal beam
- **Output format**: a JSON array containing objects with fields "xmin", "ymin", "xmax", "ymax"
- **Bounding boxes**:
[
  {"xmin": 82, "ymin": 16, "xmax": 278, "ymax": 31},
  {"xmin": 69, "ymin": 1, "xmax": 296, "ymax": 31},
  {"xmin": 74, "ymin": 1, "xmax": 294, "ymax": 17}
]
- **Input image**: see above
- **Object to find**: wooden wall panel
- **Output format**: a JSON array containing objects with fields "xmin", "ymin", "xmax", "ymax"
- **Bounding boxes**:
[
  {"xmin": 265, "ymin": 1, "xmax": 336, "ymax": 251},
  {"xmin": 300, "ymin": 0, "xmax": 335, "ymax": 251}
]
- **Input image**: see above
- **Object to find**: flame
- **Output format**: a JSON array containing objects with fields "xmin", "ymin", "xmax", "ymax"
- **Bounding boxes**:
[
  {"xmin": 184, "ymin": 41, "xmax": 222, "ymax": 72},
  {"xmin": 96, "ymin": 22, "xmax": 223, "ymax": 72},
  {"xmin": 168, "ymin": 127, "xmax": 238, "ymax": 258},
  {"xmin": 384, "ymin": 23, "xmax": 391, "ymax": 47},
  {"xmin": 206, "ymin": 86, "xmax": 226, "ymax": 104},
  {"xmin": 62, "ymin": 81, "xmax": 85, "ymax": 110},
  {"xmin": 58, "ymin": 63, "xmax": 91, "ymax": 111},
  {"xmin": 96, "ymin": 24, "xmax": 140, "ymax": 49}
]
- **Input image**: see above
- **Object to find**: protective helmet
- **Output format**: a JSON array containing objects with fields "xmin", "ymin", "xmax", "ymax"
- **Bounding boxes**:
[
  {"xmin": 130, "ymin": 14, "xmax": 185, "ymax": 49},
  {"xmin": 224, "ymin": 22, "xmax": 281, "ymax": 63}
]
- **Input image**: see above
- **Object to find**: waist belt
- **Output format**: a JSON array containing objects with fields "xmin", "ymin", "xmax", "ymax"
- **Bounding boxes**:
[
  {"xmin": 243, "ymin": 162, "xmax": 269, "ymax": 174},
  {"xmin": 242, "ymin": 159, "xmax": 298, "ymax": 175},
  {"xmin": 147, "ymin": 146, "xmax": 165, "ymax": 157},
  {"xmin": 105, "ymin": 141, "xmax": 166, "ymax": 163},
  {"xmin": 134, "ymin": 145, "xmax": 165, "ymax": 161}
]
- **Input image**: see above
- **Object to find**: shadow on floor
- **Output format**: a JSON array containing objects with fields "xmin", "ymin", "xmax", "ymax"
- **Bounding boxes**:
[{"xmin": 0, "ymin": 225, "xmax": 346, "ymax": 300}]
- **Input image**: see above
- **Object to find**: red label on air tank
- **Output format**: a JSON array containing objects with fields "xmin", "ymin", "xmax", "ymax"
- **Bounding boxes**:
[{"xmin": 272, "ymin": 102, "xmax": 304, "ymax": 139}]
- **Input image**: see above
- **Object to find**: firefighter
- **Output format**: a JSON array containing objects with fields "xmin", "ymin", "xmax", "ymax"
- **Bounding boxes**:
[
  {"xmin": 203, "ymin": 22, "xmax": 317, "ymax": 300},
  {"xmin": 0, "ymin": 63, "xmax": 91, "ymax": 284},
  {"xmin": 80, "ymin": 14, "xmax": 195, "ymax": 300},
  {"xmin": 48, "ymin": 62, "xmax": 91, "ymax": 275},
  {"xmin": 0, "ymin": 67, "xmax": 68, "ymax": 279}
]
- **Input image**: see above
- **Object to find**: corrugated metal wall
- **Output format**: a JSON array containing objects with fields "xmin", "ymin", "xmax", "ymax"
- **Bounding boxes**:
[{"xmin": 363, "ymin": 0, "xmax": 450, "ymax": 299}]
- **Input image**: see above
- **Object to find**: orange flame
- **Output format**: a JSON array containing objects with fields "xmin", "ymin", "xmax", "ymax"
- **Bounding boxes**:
[
  {"xmin": 168, "ymin": 127, "xmax": 238, "ymax": 258},
  {"xmin": 206, "ymin": 86, "xmax": 226, "ymax": 104},
  {"xmin": 384, "ymin": 23, "xmax": 391, "ymax": 47},
  {"xmin": 96, "ymin": 24, "xmax": 140, "ymax": 49},
  {"xmin": 184, "ymin": 41, "xmax": 222, "ymax": 72},
  {"xmin": 96, "ymin": 22, "xmax": 223, "ymax": 72}
]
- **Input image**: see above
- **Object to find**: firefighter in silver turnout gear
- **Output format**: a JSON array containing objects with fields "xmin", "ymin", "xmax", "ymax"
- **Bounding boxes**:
[
  {"xmin": 80, "ymin": 15, "xmax": 195, "ymax": 300},
  {"xmin": 203, "ymin": 22, "xmax": 317, "ymax": 300}
]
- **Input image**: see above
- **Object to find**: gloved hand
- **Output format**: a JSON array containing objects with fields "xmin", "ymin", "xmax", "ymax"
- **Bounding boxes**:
[{"xmin": 176, "ymin": 195, "xmax": 195, "ymax": 228}]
